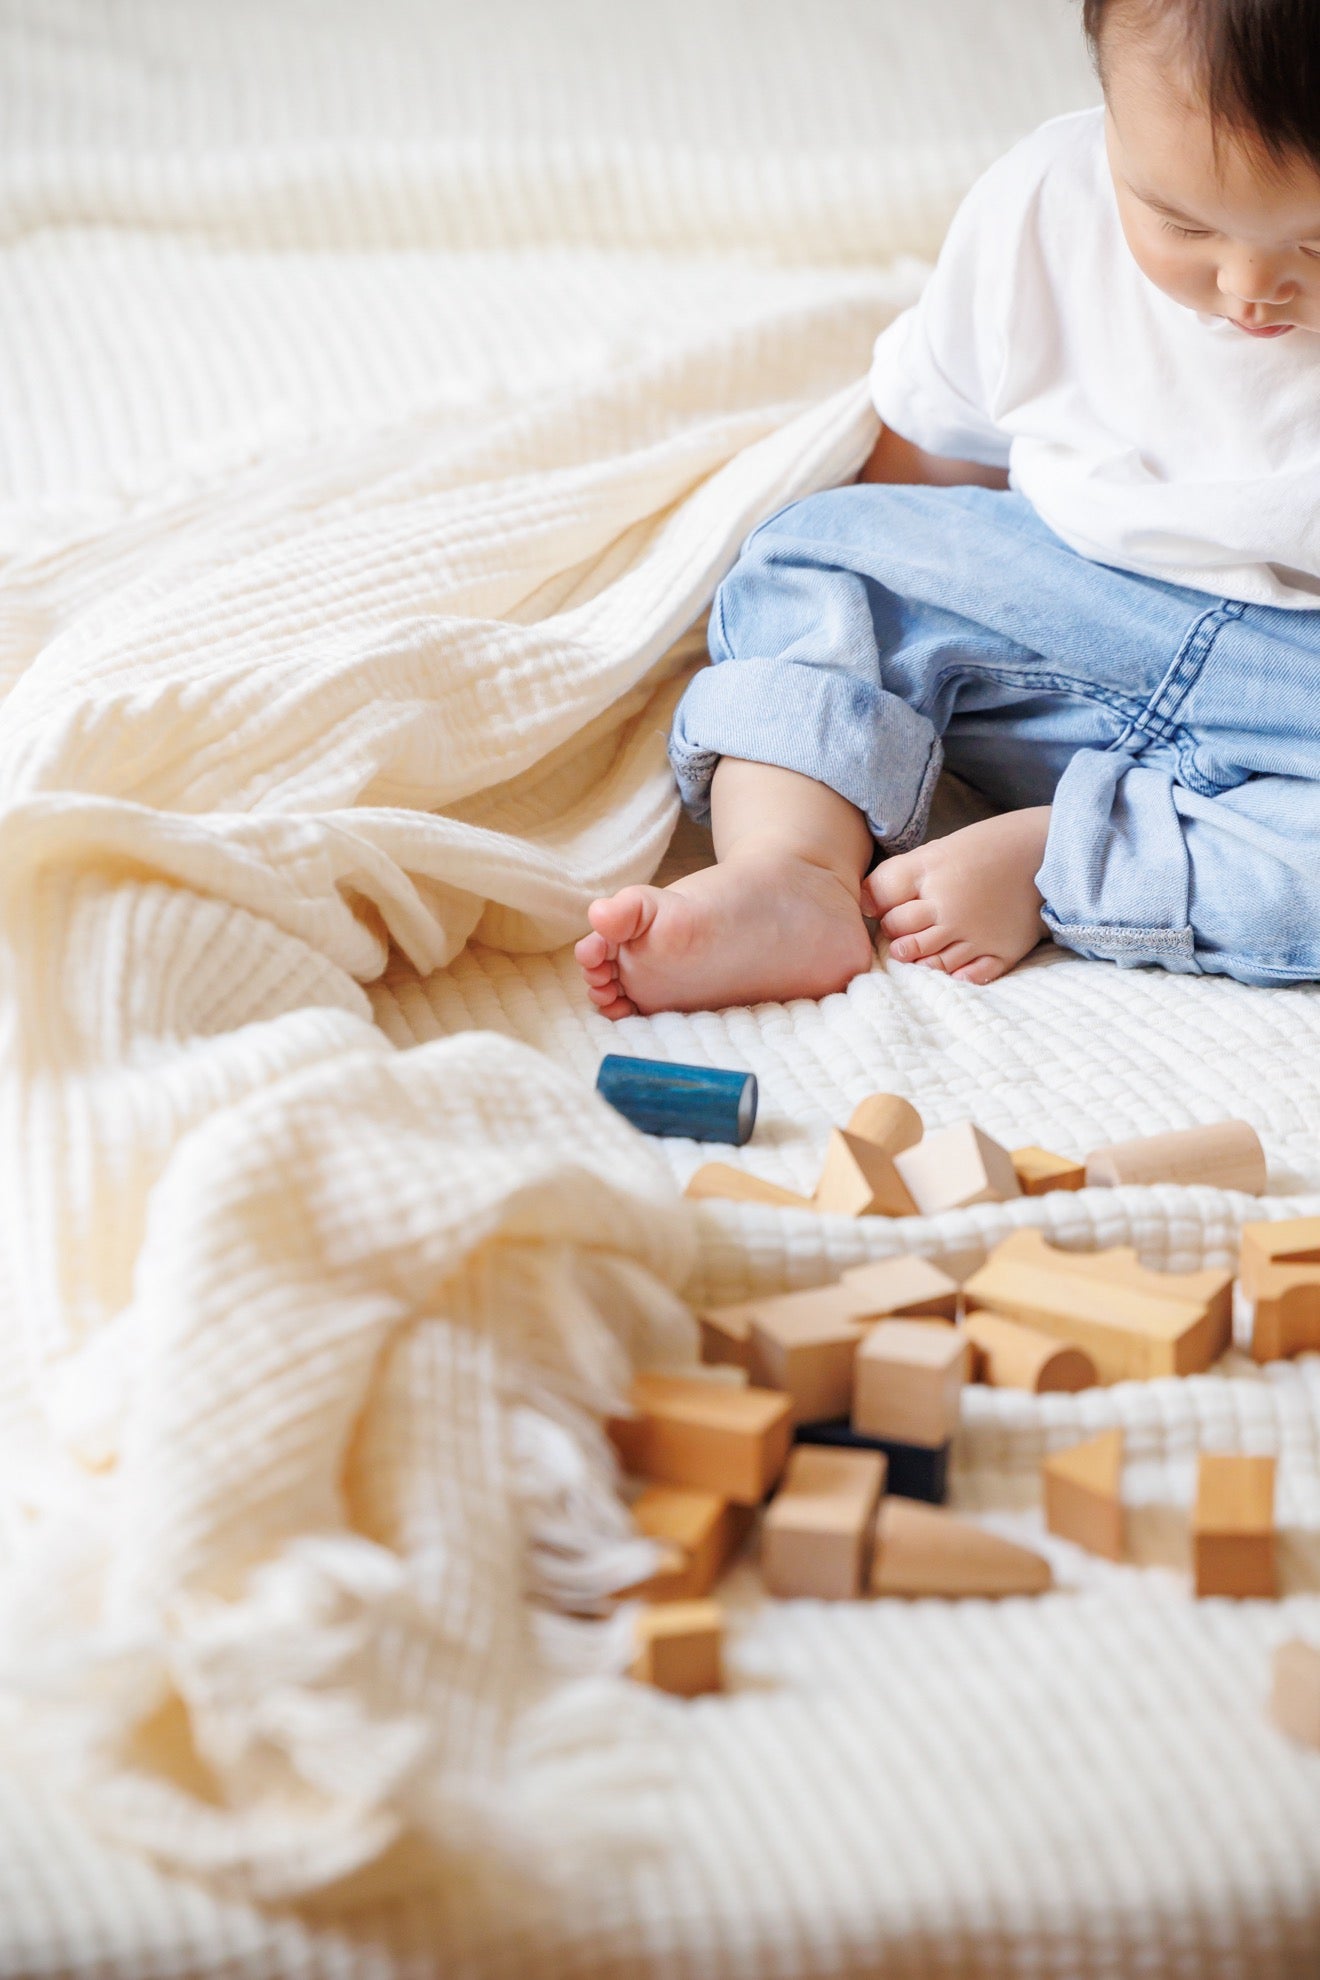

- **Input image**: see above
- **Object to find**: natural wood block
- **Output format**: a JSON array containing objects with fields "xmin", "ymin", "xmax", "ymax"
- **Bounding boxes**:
[
  {"xmin": 840, "ymin": 1255, "xmax": 961, "ymax": 1321},
  {"xmin": 1085, "ymin": 1120, "xmax": 1265, "ymax": 1194},
  {"xmin": 845, "ymin": 1093, "xmax": 924, "ymax": 1155},
  {"xmin": 1011, "ymin": 1146, "xmax": 1087, "ymax": 1196},
  {"xmin": 1193, "ymin": 1453, "xmax": 1277, "ymax": 1598},
  {"xmin": 684, "ymin": 1163, "xmax": 815, "ymax": 1211},
  {"xmin": 964, "ymin": 1311, "xmax": 1097, "ymax": 1392},
  {"xmin": 743, "ymin": 1287, "xmax": 868, "ymax": 1425},
  {"xmin": 629, "ymin": 1600, "xmax": 723, "ymax": 1696},
  {"xmin": 609, "ymin": 1373, "xmax": 792, "ymax": 1504},
  {"xmin": 1041, "ymin": 1430, "xmax": 1125, "ymax": 1558},
  {"xmin": 1270, "ymin": 1638, "xmax": 1320, "ymax": 1749},
  {"xmin": 893, "ymin": 1122, "xmax": 1022, "ymax": 1217},
  {"xmin": 761, "ymin": 1445, "xmax": 887, "ymax": 1599},
  {"xmin": 1240, "ymin": 1219, "xmax": 1320, "ymax": 1361},
  {"xmin": 962, "ymin": 1228, "xmax": 1233, "ymax": 1383},
  {"xmin": 852, "ymin": 1320, "xmax": 968, "ymax": 1448},
  {"xmin": 869, "ymin": 1496, "xmax": 1052, "ymax": 1598},
  {"xmin": 813, "ymin": 1129, "xmax": 917, "ymax": 1218},
  {"xmin": 697, "ymin": 1301, "xmax": 755, "ymax": 1371},
  {"xmin": 629, "ymin": 1486, "xmax": 750, "ymax": 1601}
]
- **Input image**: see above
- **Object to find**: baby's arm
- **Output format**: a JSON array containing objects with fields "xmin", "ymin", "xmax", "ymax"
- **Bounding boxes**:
[{"xmin": 859, "ymin": 423, "xmax": 1010, "ymax": 490}]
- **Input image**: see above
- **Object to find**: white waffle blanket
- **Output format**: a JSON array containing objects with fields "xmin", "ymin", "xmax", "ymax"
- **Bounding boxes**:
[{"xmin": 2, "ymin": 3, "xmax": 1317, "ymax": 1974}]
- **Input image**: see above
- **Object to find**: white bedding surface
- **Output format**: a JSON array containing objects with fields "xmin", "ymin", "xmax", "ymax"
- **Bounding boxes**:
[{"xmin": 2, "ymin": 4, "xmax": 1318, "ymax": 1976}]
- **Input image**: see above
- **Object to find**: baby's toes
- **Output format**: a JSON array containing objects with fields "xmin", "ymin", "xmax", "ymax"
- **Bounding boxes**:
[
  {"xmin": 878, "ymin": 898, "xmax": 937, "ymax": 939},
  {"xmin": 575, "ymin": 930, "xmax": 612, "ymax": 970},
  {"xmin": 888, "ymin": 922, "xmax": 952, "ymax": 964},
  {"xmin": 950, "ymin": 955, "xmax": 1006, "ymax": 986},
  {"xmin": 866, "ymin": 855, "xmax": 923, "ymax": 917}
]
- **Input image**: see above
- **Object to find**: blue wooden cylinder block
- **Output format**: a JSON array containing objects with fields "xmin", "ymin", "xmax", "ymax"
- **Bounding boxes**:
[{"xmin": 596, "ymin": 1054, "xmax": 757, "ymax": 1145}]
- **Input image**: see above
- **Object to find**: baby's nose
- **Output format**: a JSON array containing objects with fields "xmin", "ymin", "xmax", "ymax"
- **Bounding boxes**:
[{"xmin": 1216, "ymin": 255, "xmax": 1295, "ymax": 306}]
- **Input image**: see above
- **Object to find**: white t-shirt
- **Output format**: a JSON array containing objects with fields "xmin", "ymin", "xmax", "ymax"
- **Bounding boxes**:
[{"xmin": 869, "ymin": 106, "xmax": 1320, "ymax": 609}]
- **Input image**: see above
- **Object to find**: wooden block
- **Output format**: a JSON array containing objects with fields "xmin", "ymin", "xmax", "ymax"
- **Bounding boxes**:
[
  {"xmin": 743, "ymin": 1286, "xmax": 868, "ymax": 1425},
  {"xmin": 629, "ymin": 1600, "xmax": 723, "ymax": 1695},
  {"xmin": 1193, "ymin": 1453, "xmax": 1276, "ymax": 1598},
  {"xmin": 609, "ymin": 1374, "xmax": 792, "ymax": 1504},
  {"xmin": 1240, "ymin": 1217, "xmax": 1320, "ymax": 1296},
  {"xmin": 964, "ymin": 1312, "xmax": 1097, "ymax": 1393},
  {"xmin": 813, "ymin": 1129, "xmax": 917, "ymax": 1218},
  {"xmin": 1240, "ymin": 1219, "xmax": 1320, "ymax": 1361},
  {"xmin": 761, "ymin": 1445, "xmax": 886, "ymax": 1599},
  {"xmin": 684, "ymin": 1163, "xmax": 816, "ymax": 1211},
  {"xmin": 696, "ymin": 1301, "xmax": 754, "ymax": 1371},
  {"xmin": 840, "ymin": 1255, "xmax": 961, "ymax": 1321},
  {"xmin": 869, "ymin": 1496, "xmax": 1052, "ymax": 1598},
  {"xmin": 795, "ymin": 1420, "xmax": 949, "ymax": 1501},
  {"xmin": 628, "ymin": 1486, "xmax": 750, "ymax": 1601},
  {"xmin": 1011, "ymin": 1146, "xmax": 1087, "ymax": 1196},
  {"xmin": 852, "ymin": 1320, "xmax": 968, "ymax": 1448},
  {"xmin": 893, "ymin": 1122, "xmax": 1022, "ymax": 1217},
  {"xmin": 845, "ymin": 1093, "xmax": 924, "ymax": 1155},
  {"xmin": 1041, "ymin": 1430, "xmax": 1125, "ymax": 1558},
  {"xmin": 1269, "ymin": 1638, "xmax": 1320, "ymax": 1749},
  {"xmin": 1085, "ymin": 1120, "xmax": 1265, "ymax": 1194},
  {"xmin": 962, "ymin": 1228, "xmax": 1233, "ymax": 1383}
]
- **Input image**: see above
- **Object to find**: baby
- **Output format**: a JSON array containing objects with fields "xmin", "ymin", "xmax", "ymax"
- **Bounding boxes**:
[{"xmin": 578, "ymin": 0, "xmax": 1320, "ymax": 1019}]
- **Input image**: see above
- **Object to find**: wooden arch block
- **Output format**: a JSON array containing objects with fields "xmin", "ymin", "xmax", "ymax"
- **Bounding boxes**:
[
  {"xmin": 965, "ymin": 1311, "xmax": 1096, "ymax": 1392},
  {"xmin": 869, "ymin": 1496, "xmax": 1052, "ymax": 1598},
  {"xmin": 1041, "ymin": 1430, "xmax": 1125, "ymax": 1558},
  {"xmin": 1240, "ymin": 1218, "xmax": 1320, "ymax": 1362}
]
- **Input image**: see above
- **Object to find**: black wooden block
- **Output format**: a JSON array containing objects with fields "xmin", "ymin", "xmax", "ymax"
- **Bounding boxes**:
[{"xmin": 794, "ymin": 1421, "xmax": 950, "ymax": 1503}]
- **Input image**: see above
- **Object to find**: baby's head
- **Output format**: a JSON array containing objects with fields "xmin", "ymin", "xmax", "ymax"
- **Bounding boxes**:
[{"xmin": 1085, "ymin": 0, "xmax": 1320, "ymax": 336}]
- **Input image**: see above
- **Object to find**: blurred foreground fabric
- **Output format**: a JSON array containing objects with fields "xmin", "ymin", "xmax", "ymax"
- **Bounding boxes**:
[{"xmin": 1, "ymin": 3, "xmax": 1317, "ymax": 1976}]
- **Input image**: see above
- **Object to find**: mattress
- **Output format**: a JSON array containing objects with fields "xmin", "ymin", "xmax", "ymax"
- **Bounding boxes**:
[{"xmin": 1, "ymin": 3, "xmax": 1318, "ymax": 1977}]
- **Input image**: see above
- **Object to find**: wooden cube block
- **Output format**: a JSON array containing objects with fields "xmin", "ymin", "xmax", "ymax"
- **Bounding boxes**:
[
  {"xmin": 761, "ymin": 1445, "xmax": 887, "ymax": 1599},
  {"xmin": 1240, "ymin": 1219, "xmax": 1320, "ymax": 1362},
  {"xmin": 1041, "ymin": 1429, "xmax": 1124, "ymax": 1558},
  {"xmin": 962, "ymin": 1229, "xmax": 1233, "ymax": 1383},
  {"xmin": 696, "ymin": 1301, "xmax": 755, "ymax": 1371},
  {"xmin": 629, "ymin": 1600, "xmax": 723, "ymax": 1696},
  {"xmin": 628, "ymin": 1486, "xmax": 750, "ymax": 1601},
  {"xmin": 1193, "ymin": 1453, "xmax": 1277, "ymax": 1598},
  {"xmin": 840, "ymin": 1255, "xmax": 961, "ymax": 1321},
  {"xmin": 1010, "ymin": 1146, "xmax": 1087, "ymax": 1196},
  {"xmin": 1270, "ymin": 1638, "xmax": 1320, "ymax": 1749},
  {"xmin": 794, "ymin": 1420, "xmax": 950, "ymax": 1501},
  {"xmin": 813, "ymin": 1129, "xmax": 916, "ymax": 1218},
  {"xmin": 852, "ymin": 1320, "xmax": 968, "ymax": 1448},
  {"xmin": 609, "ymin": 1374, "xmax": 792, "ymax": 1504},
  {"xmin": 743, "ymin": 1286, "xmax": 868, "ymax": 1424},
  {"xmin": 869, "ymin": 1496, "xmax": 1052, "ymax": 1598},
  {"xmin": 684, "ymin": 1163, "xmax": 816, "ymax": 1211},
  {"xmin": 1085, "ymin": 1120, "xmax": 1265, "ymax": 1194},
  {"xmin": 965, "ymin": 1311, "xmax": 1097, "ymax": 1392},
  {"xmin": 845, "ymin": 1093, "xmax": 924, "ymax": 1155},
  {"xmin": 893, "ymin": 1122, "xmax": 1022, "ymax": 1217}
]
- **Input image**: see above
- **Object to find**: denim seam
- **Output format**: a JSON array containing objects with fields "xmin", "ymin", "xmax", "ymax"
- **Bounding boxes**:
[
  {"xmin": 1133, "ymin": 598, "xmax": 1245, "ymax": 745},
  {"xmin": 1045, "ymin": 917, "xmax": 1195, "ymax": 957},
  {"xmin": 881, "ymin": 735, "xmax": 945, "ymax": 853}
]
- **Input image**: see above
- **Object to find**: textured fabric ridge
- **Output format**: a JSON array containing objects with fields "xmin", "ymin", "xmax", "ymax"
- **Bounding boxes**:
[{"xmin": 6, "ymin": 5, "xmax": 1320, "ymax": 1979}]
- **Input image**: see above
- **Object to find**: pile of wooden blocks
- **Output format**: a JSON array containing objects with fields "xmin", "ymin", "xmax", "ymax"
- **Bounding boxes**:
[
  {"xmin": 684, "ymin": 1097, "xmax": 1267, "ymax": 1219},
  {"xmin": 613, "ymin": 1111, "xmax": 1320, "ymax": 1699}
]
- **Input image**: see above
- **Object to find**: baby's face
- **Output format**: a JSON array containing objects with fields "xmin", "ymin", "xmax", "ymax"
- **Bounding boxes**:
[{"xmin": 1102, "ymin": 27, "xmax": 1320, "ymax": 338}]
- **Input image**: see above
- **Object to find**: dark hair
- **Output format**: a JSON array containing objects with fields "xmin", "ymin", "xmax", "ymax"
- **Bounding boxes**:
[{"xmin": 1083, "ymin": 0, "xmax": 1320, "ymax": 171}]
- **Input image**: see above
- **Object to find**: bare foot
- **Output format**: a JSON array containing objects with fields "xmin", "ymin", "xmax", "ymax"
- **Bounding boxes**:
[
  {"xmin": 865, "ymin": 806, "xmax": 1052, "ymax": 986},
  {"xmin": 576, "ymin": 850, "xmax": 874, "ymax": 1018}
]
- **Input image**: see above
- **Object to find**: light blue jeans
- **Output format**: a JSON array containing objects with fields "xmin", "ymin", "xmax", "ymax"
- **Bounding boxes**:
[{"xmin": 669, "ymin": 485, "xmax": 1320, "ymax": 986}]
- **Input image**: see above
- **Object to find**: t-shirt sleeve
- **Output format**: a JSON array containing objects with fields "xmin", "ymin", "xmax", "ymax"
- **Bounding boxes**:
[{"xmin": 869, "ymin": 150, "xmax": 1021, "ymax": 469}]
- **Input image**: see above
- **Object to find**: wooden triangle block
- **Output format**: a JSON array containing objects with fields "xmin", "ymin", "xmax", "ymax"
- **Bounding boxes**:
[
  {"xmin": 869, "ymin": 1496, "xmax": 1052, "ymax": 1597},
  {"xmin": 814, "ymin": 1129, "xmax": 916, "ymax": 1218},
  {"xmin": 684, "ymin": 1163, "xmax": 815, "ymax": 1211},
  {"xmin": 1042, "ymin": 1430, "xmax": 1124, "ymax": 1558}
]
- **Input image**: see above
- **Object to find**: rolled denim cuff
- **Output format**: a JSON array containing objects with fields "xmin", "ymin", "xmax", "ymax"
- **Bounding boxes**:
[
  {"xmin": 668, "ymin": 659, "xmax": 944, "ymax": 853},
  {"xmin": 1037, "ymin": 746, "xmax": 1202, "ymax": 972}
]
